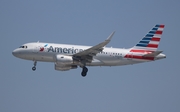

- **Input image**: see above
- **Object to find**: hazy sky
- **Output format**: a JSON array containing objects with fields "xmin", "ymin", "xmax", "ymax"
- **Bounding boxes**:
[{"xmin": 0, "ymin": 0, "xmax": 179, "ymax": 112}]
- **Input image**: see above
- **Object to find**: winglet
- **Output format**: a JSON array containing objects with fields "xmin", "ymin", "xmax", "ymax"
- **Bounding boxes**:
[{"xmin": 106, "ymin": 31, "xmax": 115, "ymax": 41}]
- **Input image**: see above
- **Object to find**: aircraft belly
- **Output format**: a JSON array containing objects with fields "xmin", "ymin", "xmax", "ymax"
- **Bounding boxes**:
[
  {"xmin": 34, "ymin": 56, "xmax": 53, "ymax": 62},
  {"xmin": 29, "ymin": 53, "xmax": 54, "ymax": 62},
  {"xmin": 91, "ymin": 56, "xmax": 122, "ymax": 66},
  {"xmin": 92, "ymin": 56, "xmax": 142, "ymax": 66},
  {"xmin": 87, "ymin": 58, "xmax": 104, "ymax": 66}
]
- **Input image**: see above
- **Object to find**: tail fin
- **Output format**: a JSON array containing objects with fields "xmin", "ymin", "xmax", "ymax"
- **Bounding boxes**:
[{"xmin": 132, "ymin": 24, "xmax": 165, "ymax": 51}]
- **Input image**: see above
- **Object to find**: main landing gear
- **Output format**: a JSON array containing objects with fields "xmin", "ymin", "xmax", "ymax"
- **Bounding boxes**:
[
  {"xmin": 32, "ymin": 61, "xmax": 37, "ymax": 71},
  {"xmin": 81, "ymin": 66, "xmax": 88, "ymax": 77}
]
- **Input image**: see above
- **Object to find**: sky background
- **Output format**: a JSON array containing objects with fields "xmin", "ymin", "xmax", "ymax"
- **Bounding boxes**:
[{"xmin": 0, "ymin": 0, "xmax": 179, "ymax": 112}]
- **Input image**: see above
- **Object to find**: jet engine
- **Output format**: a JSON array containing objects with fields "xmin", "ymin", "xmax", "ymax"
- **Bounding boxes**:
[
  {"xmin": 55, "ymin": 55, "xmax": 73, "ymax": 65},
  {"xmin": 54, "ymin": 55, "xmax": 77, "ymax": 71}
]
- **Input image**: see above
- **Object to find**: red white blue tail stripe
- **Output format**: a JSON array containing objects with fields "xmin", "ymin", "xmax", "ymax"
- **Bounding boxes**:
[
  {"xmin": 124, "ymin": 24, "xmax": 165, "ymax": 60},
  {"xmin": 133, "ymin": 24, "xmax": 164, "ymax": 51}
]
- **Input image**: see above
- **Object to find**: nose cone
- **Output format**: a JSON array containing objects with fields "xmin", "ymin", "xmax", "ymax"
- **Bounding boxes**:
[{"xmin": 12, "ymin": 49, "xmax": 19, "ymax": 57}]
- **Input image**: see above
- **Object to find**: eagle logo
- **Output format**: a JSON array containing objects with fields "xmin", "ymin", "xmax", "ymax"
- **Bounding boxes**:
[{"xmin": 39, "ymin": 44, "xmax": 48, "ymax": 52}]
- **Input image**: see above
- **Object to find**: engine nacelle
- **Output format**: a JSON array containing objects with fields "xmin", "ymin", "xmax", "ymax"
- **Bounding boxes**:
[
  {"xmin": 55, "ymin": 55, "xmax": 73, "ymax": 65},
  {"xmin": 55, "ymin": 64, "xmax": 77, "ymax": 71}
]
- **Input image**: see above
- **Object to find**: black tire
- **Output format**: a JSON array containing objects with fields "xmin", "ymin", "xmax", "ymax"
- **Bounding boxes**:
[
  {"xmin": 81, "ymin": 72, "xmax": 87, "ymax": 77},
  {"xmin": 83, "ymin": 67, "xmax": 88, "ymax": 73},
  {"xmin": 32, "ymin": 67, "xmax": 36, "ymax": 71},
  {"xmin": 81, "ymin": 67, "xmax": 88, "ymax": 77}
]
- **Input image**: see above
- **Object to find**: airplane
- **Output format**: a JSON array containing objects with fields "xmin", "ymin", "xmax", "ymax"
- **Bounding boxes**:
[{"xmin": 12, "ymin": 24, "xmax": 166, "ymax": 77}]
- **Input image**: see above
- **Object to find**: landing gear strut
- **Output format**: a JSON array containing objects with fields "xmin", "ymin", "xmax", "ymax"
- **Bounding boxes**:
[
  {"xmin": 81, "ymin": 66, "xmax": 88, "ymax": 77},
  {"xmin": 32, "ymin": 61, "xmax": 37, "ymax": 71}
]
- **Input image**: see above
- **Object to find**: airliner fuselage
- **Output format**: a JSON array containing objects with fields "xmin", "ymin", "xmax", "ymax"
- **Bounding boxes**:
[{"xmin": 12, "ymin": 25, "xmax": 166, "ymax": 77}]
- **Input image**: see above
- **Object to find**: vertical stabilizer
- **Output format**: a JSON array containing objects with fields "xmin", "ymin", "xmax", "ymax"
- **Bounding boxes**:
[{"xmin": 132, "ymin": 24, "xmax": 165, "ymax": 51}]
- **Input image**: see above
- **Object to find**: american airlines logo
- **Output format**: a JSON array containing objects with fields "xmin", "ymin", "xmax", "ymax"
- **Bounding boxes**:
[
  {"xmin": 39, "ymin": 44, "xmax": 48, "ymax": 52},
  {"xmin": 47, "ymin": 46, "xmax": 84, "ymax": 54}
]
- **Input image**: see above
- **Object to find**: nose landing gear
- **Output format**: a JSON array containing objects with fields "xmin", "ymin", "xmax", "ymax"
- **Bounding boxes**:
[{"xmin": 32, "ymin": 61, "xmax": 37, "ymax": 71}]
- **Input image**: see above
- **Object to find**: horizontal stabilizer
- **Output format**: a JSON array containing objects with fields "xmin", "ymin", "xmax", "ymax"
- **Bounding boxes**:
[{"xmin": 143, "ymin": 51, "xmax": 163, "ymax": 57}]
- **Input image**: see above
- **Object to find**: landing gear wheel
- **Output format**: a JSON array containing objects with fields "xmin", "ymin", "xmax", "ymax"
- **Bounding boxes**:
[
  {"xmin": 32, "ymin": 66, "xmax": 36, "ymax": 71},
  {"xmin": 81, "ymin": 67, "xmax": 88, "ymax": 77},
  {"xmin": 81, "ymin": 72, "xmax": 87, "ymax": 77},
  {"xmin": 32, "ymin": 61, "xmax": 37, "ymax": 71}
]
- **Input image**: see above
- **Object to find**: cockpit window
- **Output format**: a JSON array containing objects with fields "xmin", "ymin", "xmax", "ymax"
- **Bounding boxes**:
[
  {"xmin": 19, "ymin": 46, "xmax": 28, "ymax": 48},
  {"xmin": 19, "ymin": 46, "xmax": 24, "ymax": 48}
]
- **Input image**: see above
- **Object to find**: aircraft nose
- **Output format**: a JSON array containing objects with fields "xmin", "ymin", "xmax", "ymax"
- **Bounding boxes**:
[{"xmin": 12, "ymin": 49, "xmax": 19, "ymax": 57}]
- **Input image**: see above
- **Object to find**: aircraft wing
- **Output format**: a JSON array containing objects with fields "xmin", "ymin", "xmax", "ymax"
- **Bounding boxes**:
[
  {"xmin": 143, "ymin": 51, "xmax": 163, "ymax": 57},
  {"xmin": 73, "ymin": 32, "xmax": 115, "ymax": 62}
]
